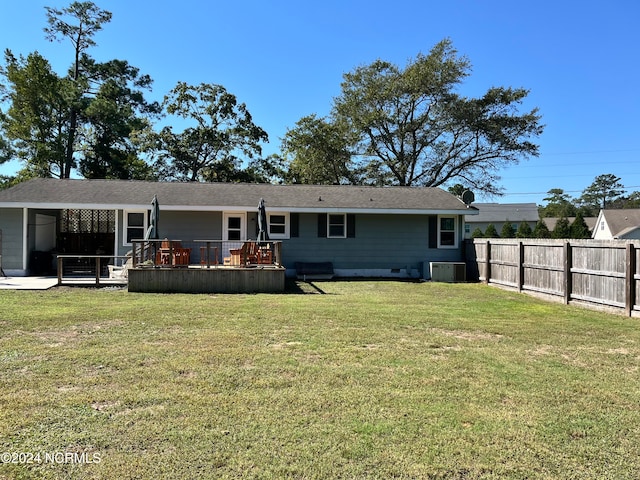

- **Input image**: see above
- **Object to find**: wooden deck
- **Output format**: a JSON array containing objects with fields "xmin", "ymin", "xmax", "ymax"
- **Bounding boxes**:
[{"xmin": 127, "ymin": 265, "xmax": 286, "ymax": 293}]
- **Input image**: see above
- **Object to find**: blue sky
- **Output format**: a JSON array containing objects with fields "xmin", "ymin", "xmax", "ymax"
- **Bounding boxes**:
[{"xmin": 1, "ymin": 0, "xmax": 639, "ymax": 206}]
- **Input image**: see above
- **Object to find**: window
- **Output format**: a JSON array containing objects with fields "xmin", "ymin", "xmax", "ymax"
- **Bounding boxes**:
[
  {"xmin": 268, "ymin": 213, "xmax": 289, "ymax": 239},
  {"xmin": 328, "ymin": 214, "xmax": 346, "ymax": 238},
  {"xmin": 318, "ymin": 213, "xmax": 355, "ymax": 238},
  {"xmin": 438, "ymin": 215, "xmax": 457, "ymax": 248},
  {"xmin": 124, "ymin": 211, "xmax": 147, "ymax": 245},
  {"xmin": 464, "ymin": 224, "xmax": 470, "ymax": 234}
]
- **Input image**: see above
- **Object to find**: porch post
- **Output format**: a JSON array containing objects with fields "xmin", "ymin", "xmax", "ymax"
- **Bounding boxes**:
[
  {"xmin": 114, "ymin": 209, "xmax": 119, "ymax": 259},
  {"xmin": 22, "ymin": 208, "xmax": 28, "ymax": 273}
]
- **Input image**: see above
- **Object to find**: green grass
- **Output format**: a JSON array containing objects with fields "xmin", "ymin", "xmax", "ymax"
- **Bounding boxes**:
[{"xmin": 1, "ymin": 281, "xmax": 639, "ymax": 479}]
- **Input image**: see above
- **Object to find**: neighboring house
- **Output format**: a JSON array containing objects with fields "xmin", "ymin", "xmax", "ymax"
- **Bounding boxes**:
[
  {"xmin": 0, "ymin": 178, "xmax": 478, "ymax": 278},
  {"xmin": 464, "ymin": 203, "xmax": 539, "ymax": 238},
  {"xmin": 543, "ymin": 217, "xmax": 597, "ymax": 234},
  {"xmin": 592, "ymin": 209, "xmax": 640, "ymax": 240}
]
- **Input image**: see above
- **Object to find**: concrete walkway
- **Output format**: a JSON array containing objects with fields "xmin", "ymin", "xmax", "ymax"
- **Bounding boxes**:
[{"xmin": 0, "ymin": 276, "xmax": 59, "ymax": 290}]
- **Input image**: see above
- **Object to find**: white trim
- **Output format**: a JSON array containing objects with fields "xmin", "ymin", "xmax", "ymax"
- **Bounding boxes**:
[
  {"xmin": 437, "ymin": 215, "xmax": 458, "ymax": 249},
  {"xmin": 223, "ymin": 212, "xmax": 247, "ymax": 241},
  {"xmin": 114, "ymin": 209, "xmax": 120, "ymax": 255},
  {"xmin": 267, "ymin": 212, "xmax": 289, "ymax": 239},
  {"xmin": 334, "ymin": 268, "xmax": 421, "ymax": 279},
  {"xmin": 22, "ymin": 208, "xmax": 28, "ymax": 271},
  {"xmin": 123, "ymin": 210, "xmax": 148, "ymax": 246},
  {"xmin": 285, "ymin": 268, "xmax": 421, "ymax": 279},
  {"xmin": 0, "ymin": 202, "xmax": 478, "ymax": 216}
]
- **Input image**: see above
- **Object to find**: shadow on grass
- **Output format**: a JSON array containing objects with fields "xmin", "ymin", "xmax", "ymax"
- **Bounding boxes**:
[
  {"xmin": 285, "ymin": 279, "xmax": 328, "ymax": 294},
  {"xmin": 285, "ymin": 277, "xmax": 427, "ymax": 295}
]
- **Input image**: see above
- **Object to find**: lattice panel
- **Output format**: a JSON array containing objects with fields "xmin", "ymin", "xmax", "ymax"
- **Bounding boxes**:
[{"xmin": 60, "ymin": 210, "xmax": 115, "ymax": 233}]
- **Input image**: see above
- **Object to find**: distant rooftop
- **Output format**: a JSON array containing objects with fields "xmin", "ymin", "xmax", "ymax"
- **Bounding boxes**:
[{"xmin": 466, "ymin": 203, "xmax": 539, "ymax": 222}]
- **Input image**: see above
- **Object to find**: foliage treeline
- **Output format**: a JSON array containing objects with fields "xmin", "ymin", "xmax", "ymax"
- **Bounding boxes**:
[
  {"xmin": 539, "ymin": 174, "xmax": 640, "ymax": 218},
  {"xmin": 0, "ymin": 2, "xmax": 544, "ymax": 191},
  {"xmin": 472, "ymin": 215, "xmax": 592, "ymax": 239}
]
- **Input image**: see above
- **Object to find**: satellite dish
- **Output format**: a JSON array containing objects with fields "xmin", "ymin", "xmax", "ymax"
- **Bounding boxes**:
[{"xmin": 462, "ymin": 190, "xmax": 475, "ymax": 206}]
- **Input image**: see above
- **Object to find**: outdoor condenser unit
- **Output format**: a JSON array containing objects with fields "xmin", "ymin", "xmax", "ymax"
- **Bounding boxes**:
[{"xmin": 429, "ymin": 262, "xmax": 466, "ymax": 282}]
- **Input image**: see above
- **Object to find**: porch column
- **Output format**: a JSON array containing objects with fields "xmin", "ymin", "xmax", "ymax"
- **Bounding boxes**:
[
  {"xmin": 22, "ymin": 207, "xmax": 28, "ymax": 272},
  {"xmin": 114, "ymin": 209, "xmax": 120, "ymax": 257}
]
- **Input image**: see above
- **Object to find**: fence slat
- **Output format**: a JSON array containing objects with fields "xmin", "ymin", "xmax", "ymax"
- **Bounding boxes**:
[{"xmin": 468, "ymin": 239, "xmax": 640, "ymax": 316}]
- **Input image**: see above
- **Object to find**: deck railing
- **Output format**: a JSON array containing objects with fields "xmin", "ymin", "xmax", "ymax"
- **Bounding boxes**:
[
  {"xmin": 130, "ymin": 239, "xmax": 282, "ymax": 268},
  {"xmin": 56, "ymin": 255, "xmax": 130, "ymax": 286}
]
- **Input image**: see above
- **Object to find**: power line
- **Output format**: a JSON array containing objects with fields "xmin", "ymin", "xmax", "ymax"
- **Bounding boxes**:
[
  {"xmin": 499, "ymin": 185, "xmax": 640, "ymax": 197},
  {"xmin": 539, "ymin": 148, "xmax": 640, "ymax": 157}
]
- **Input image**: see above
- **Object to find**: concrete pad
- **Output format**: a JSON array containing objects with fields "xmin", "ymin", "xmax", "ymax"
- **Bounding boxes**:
[{"xmin": 0, "ymin": 276, "xmax": 59, "ymax": 290}]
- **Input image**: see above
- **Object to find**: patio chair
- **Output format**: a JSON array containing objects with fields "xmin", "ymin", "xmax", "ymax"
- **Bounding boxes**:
[
  {"xmin": 242, "ymin": 241, "xmax": 260, "ymax": 265},
  {"xmin": 224, "ymin": 241, "xmax": 259, "ymax": 267},
  {"xmin": 108, "ymin": 254, "xmax": 133, "ymax": 279},
  {"xmin": 257, "ymin": 244, "xmax": 273, "ymax": 264},
  {"xmin": 157, "ymin": 239, "xmax": 191, "ymax": 266}
]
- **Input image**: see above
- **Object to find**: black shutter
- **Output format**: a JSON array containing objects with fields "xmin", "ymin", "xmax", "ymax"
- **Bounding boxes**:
[
  {"xmin": 317, "ymin": 213, "xmax": 327, "ymax": 237},
  {"xmin": 428, "ymin": 216, "xmax": 438, "ymax": 249},
  {"xmin": 290, "ymin": 213, "xmax": 299, "ymax": 237},
  {"xmin": 347, "ymin": 214, "xmax": 356, "ymax": 238}
]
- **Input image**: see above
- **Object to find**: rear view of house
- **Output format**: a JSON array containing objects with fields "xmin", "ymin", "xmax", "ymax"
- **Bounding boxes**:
[{"xmin": 0, "ymin": 178, "xmax": 477, "ymax": 279}]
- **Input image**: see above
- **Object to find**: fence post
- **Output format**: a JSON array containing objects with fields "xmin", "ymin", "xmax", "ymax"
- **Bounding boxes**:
[
  {"xmin": 517, "ymin": 241, "xmax": 525, "ymax": 292},
  {"xmin": 564, "ymin": 242, "xmax": 572, "ymax": 305},
  {"xmin": 95, "ymin": 257, "xmax": 101, "ymax": 286},
  {"xmin": 485, "ymin": 240, "xmax": 491, "ymax": 284},
  {"xmin": 626, "ymin": 243, "xmax": 636, "ymax": 317},
  {"xmin": 57, "ymin": 256, "xmax": 62, "ymax": 285}
]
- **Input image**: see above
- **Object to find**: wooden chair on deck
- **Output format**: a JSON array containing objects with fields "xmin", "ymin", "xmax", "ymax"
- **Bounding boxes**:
[
  {"xmin": 257, "ymin": 244, "xmax": 273, "ymax": 264},
  {"xmin": 157, "ymin": 239, "xmax": 191, "ymax": 266},
  {"xmin": 243, "ymin": 242, "xmax": 259, "ymax": 265},
  {"xmin": 224, "ymin": 241, "xmax": 259, "ymax": 267}
]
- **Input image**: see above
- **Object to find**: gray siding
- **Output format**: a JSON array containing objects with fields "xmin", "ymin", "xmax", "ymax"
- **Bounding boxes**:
[
  {"xmin": 282, "ymin": 213, "xmax": 464, "ymax": 272},
  {"xmin": 116, "ymin": 210, "xmax": 223, "ymax": 257},
  {"xmin": 159, "ymin": 211, "xmax": 223, "ymax": 243},
  {"xmin": 0, "ymin": 208, "xmax": 24, "ymax": 270}
]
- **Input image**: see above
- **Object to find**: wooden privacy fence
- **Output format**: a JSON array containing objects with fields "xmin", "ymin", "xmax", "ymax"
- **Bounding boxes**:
[{"xmin": 466, "ymin": 239, "xmax": 640, "ymax": 317}]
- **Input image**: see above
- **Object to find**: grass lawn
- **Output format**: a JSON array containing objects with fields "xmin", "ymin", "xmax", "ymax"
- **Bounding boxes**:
[{"xmin": 1, "ymin": 280, "xmax": 639, "ymax": 479}]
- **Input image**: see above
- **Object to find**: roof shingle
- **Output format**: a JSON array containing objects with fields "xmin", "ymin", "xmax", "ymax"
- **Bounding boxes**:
[{"xmin": 0, "ymin": 178, "xmax": 475, "ymax": 213}]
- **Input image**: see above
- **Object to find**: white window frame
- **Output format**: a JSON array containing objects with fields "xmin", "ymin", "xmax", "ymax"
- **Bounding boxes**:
[
  {"xmin": 268, "ymin": 212, "xmax": 289, "ymax": 239},
  {"xmin": 327, "ymin": 213, "xmax": 346, "ymax": 239},
  {"xmin": 437, "ymin": 215, "xmax": 458, "ymax": 249},
  {"xmin": 223, "ymin": 212, "xmax": 246, "ymax": 241},
  {"xmin": 123, "ymin": 210, "xmax": 148, "ymax": 246}
]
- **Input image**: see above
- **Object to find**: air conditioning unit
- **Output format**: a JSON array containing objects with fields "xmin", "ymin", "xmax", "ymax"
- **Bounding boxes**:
[{"xmin": 429, "ymin": 262, "xmax": 466, "ymax": 282}]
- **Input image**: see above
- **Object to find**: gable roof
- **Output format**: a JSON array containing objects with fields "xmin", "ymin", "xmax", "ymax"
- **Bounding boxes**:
[
  {"xmin": 599, "ymin": 209, "xmax": 640, "ymax": 237},
  {"xmin": 465, "ymin": 203, "xmax": 539, "ymax": 223},
  {"xmin": 0, "ymin": 178, "xmax": 477, "ymax": 215}
]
